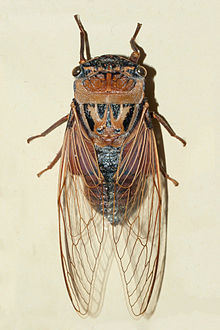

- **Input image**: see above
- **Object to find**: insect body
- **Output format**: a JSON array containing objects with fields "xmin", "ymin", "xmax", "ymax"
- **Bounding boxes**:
[
  {"xmin": 72, "ymin": 55, "xmax": 148, "ymax": 226},
  {"xmin": 27, "ymin": 15, "xmax": 186, "ymax": 317}
]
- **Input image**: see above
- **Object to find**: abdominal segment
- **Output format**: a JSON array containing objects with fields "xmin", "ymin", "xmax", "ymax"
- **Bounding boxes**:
[
  {"xmin": 95, "ymin": 145, "xmax": 121, "ymax": 225},
  {"xmin": 83, "ymin": 144, "xmax": 141, "ymax": 225}
]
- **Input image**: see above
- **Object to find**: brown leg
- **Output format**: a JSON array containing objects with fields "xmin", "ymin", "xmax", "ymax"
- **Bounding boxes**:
[
  {"xmin": 152, "ymin": 112, "xmax": 186, "ymax": 146},
  {"xmin": 27, "ymin": 115, "xmax": 68, "ymax": 144},
  {"xmin": 160, "ymin": 165, "xmax": 179, "ymax": 186},
  {"xmin": 37, "ymin": 148, "xmax": 62, "ymax": 177}
]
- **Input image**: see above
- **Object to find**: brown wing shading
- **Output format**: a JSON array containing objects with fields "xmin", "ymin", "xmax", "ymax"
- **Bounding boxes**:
[
  {"xmin": 58, "ymin": 113, "xmax": 113, "ymax": 316},
  {"xmin": 112, "ymin": 117, "xmax": 167, "ymax": 317}
]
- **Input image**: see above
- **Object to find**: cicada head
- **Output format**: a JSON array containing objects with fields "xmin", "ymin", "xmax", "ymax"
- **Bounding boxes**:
[
  {"xmin": 72, "ymin": 16, "xmax": 148, "ymax": 147},
  {"xmin": 73, "ymin": 55, "xmax": 147, "ymax": 104},
  {"xmin": 73, "ymin": 15, "xmax": 147, "ymax": 105}
]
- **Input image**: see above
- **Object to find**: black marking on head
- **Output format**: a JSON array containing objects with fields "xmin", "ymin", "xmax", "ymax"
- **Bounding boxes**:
[
  {"xmin": 123, "ymin": 105, "xmax": 135, "ymax": 131},
  {"xmin": 84, "ymin": 69, "xmax": 91, "ymax": 75},
  {"xmin": 97, "ymin": 104, "xmax": 106, "ymax": 119},
  {"xmin": 84, "ymin": 104, "xmax": 95, "ymax": 131},
  {"xmin": 111, "ymin": 104, "xmax": 120, "ymax": 119},
  {"xmin": 82, "ymin": 55, "xmax": 137, "ymax": 70}
]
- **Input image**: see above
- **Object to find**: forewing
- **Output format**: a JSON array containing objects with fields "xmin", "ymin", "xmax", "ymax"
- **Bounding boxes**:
[
  {"xmin": 113, "ymin": 120, "xmax": 167, "ymax": 316},
  {"xmin": 58, "ymin": 117, "xmax": 112, "ymax": 316}
]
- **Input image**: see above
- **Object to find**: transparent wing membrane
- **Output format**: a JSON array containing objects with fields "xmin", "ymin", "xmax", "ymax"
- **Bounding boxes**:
[
  {"xmin": 58, "ymin": 122, "xmax": 112, "ymax": 316},
  {"xmin": 112, "ymin": 122, "xmax": 167, "ymax": 316}
]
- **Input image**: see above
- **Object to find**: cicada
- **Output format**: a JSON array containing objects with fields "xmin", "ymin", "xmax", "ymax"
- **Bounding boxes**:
[{"xmin": 27, "ymin": 15, "xmax": 186, "ymax": 317}]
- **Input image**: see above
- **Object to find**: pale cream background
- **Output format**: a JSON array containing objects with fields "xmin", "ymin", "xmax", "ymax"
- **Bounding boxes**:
[{"xmin": 1, "ymin": 0, "xmax": 219, "ymax": 329}]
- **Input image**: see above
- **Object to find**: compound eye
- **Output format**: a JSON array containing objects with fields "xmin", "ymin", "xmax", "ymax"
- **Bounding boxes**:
[
  {"xmin": 136, "ymin": 65, "xmax": 147, "ymax": 77},
  {"xmin": 72, "ymin": 65, "xmax": 81, "ymax": 77}
]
